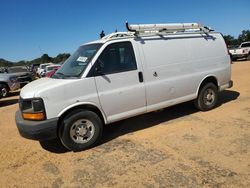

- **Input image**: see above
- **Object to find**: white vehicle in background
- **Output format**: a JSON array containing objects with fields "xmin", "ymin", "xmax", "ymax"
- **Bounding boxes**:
[
  {"xmin": 37, "ymin": 63, "xmax": 53, "ymax": 77},
  {"xmin": 229, "ymin": 41, "xmax": 250, "ymax": 61},
  {"xmin": 16, "ymin": 22, "xmax": 233, "ymax": 151},
  {"xmin": 40, "ymin": 64, "xmax": 60, "ymax": 77}
]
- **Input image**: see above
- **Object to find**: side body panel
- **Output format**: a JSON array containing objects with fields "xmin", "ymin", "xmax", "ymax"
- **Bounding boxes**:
[{"xmin": 135, "ymin": 33, "xmax": 231, "ymax": 112}]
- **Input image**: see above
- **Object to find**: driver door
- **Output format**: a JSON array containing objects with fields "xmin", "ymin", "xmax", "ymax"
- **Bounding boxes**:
[{"xmin": 89, "ymin": 41, "xmax": 146, "ymax": 123}]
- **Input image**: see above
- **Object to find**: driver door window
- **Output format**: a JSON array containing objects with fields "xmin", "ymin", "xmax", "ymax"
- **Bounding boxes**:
[{"xmin": 94, "ymin": 41, "xmax": 137, "ymax": 75}]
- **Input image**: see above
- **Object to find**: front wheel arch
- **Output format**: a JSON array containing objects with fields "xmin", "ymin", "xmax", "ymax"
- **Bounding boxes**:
[{"xmin": 57, "ymin": 104, "xmax": 106, "ymax": 135}]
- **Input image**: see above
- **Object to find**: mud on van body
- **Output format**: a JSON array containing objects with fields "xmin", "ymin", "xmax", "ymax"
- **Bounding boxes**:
[{"xmin": 15, "ymin": 22, "xmax": 233, "ymax": 151}]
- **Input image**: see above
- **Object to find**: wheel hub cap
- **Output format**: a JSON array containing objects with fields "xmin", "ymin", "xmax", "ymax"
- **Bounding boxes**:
[
  {"xmin": 70, "ymin": 119, "xmax": 95, "ymax": 144},
  {"xmin": 204, "ymin": 89, "xmax": 215, "ymax": 105},
  {"xmin": 76, "ymin": 125, "xmax": 88, "ymax": 136},
  {"xmin": 2, "ymin": 88, "xmax": 7, "ymax": 97}
]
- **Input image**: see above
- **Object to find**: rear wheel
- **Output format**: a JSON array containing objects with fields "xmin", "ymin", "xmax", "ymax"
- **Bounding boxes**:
[
  {"xmin": 59, "ymin": 110, "xmax": 103, "ymax": 151},
  {"xmin": 0, "ymin": 84, "xmax": 9, "ymax": 97},
  {"xmin": 195, "ymin": 83, "xmax": 218, "ymax": 111}
]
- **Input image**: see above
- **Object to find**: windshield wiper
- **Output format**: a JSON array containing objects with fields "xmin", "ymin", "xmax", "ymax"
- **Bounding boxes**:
[
  {"xmin": 52, "ymin": 72, "xmax": 65, "ymax": 79},
  {"xmin": 55, "ymin": 72, "xmax": 65, "ymax": 76},
  {"xmin": 53, "ymin": 72, "xmax": 78, "ymax": 79}
]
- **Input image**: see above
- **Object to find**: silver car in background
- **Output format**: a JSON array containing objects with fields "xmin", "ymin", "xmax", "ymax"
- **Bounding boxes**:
[
  {"xmin": 7, "ymin": 66, "xmax": 35, "ymax": 87},
  {"xmin": 0, "ymin": 73, "xmax": 20, "ymax": 97}
]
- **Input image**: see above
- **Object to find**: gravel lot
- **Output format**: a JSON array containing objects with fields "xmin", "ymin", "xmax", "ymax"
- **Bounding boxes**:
[{"xmin": 0, "ymin": 61, "xmax": 249, "ymax": 188}]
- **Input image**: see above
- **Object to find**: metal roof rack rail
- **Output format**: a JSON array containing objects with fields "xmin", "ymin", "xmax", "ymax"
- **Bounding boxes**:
[
  {"xmin": 126, "ymin": 21, "xmax": 213, "ymax": 36},
  {"xmin": 102, "ymin": 32, "xmax": 135, "ymax": 40}
]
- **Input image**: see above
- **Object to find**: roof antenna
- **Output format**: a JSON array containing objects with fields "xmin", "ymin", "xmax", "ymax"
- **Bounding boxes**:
[{"xmin": 100, "ymin": 30, "xmax": 105, "ymax": 38}]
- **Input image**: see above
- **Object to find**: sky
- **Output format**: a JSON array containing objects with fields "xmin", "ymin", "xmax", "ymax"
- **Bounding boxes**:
[{"xmin": 0, "ymin": 0, "xmax": 249, "ymax": 62}]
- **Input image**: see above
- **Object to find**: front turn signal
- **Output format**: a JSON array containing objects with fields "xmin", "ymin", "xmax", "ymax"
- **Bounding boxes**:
[{"xmin": 22, "ymin": 112, "xmax": 45, "ymax": 121}]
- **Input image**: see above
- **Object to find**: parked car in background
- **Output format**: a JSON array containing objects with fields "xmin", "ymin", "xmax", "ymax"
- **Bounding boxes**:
[
  {"xmin": 7, "ymin": 66, "xmax": 35, "ymax": 87},
  {"xmin": 0, "ymin": 74, "xmax": 20, "ymax": 97},
  {"xmin": 46, "ymin": 65, "xmax": 61, "ymax": 77},
  {"xmin": 229, "ymin": 41, "xmax": 250, "ymax": 61},
  {"xmin": 37, "ymin": 63, "xmax": 53, "ymax": 77},
  {"xmin": 40, "ymin": 64, "xmax": 61, "ymax": 77}
]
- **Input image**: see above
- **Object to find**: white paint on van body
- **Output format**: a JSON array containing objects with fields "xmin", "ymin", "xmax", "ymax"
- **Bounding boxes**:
[{"xmin": 20, "ymin": 32, "xmax": 231, "ymax": 124}]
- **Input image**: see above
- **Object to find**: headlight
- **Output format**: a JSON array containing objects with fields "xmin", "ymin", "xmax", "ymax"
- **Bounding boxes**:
[{"xmin": 19, "ymin": 98, "xmax": 46, "ymax": 121}]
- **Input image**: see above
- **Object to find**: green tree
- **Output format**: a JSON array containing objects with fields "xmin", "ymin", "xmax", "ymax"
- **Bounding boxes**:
[
  {"xmin": 40, "ymin": 54, "xmax": 52, "ymax": 63},
  {"xmin": 238, "ymin": 30, "xmax": 250, "ymax": 43},
  {"xmin": 52, "ymin": 53, "xmax": 70, "ymax": 64},
  {"xmin": 223, "ymin": 35, "xmax": 238, "ymax": 46}
]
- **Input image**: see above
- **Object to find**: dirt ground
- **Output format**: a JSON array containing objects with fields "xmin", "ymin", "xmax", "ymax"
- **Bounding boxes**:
[{"xmin": 0, "ymin": 61, "xmax": 249, "ymax": 188}]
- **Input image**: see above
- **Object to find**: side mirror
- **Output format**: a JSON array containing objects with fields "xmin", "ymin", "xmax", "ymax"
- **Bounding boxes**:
[{"xmin": 95, "ymin": 65, "xmax": 103, "ymax": 75}]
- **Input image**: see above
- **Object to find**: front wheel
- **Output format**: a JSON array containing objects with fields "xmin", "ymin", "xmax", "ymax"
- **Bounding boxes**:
[
  {"xmin": 0, "ymin": 84, "xmax": 9, "ymax": 97},
  {"xmin": 195, "ymin": 83, "xmax": 218, "ymax": 111},
  {"xmin": 59, "ymin": 110, "xmax": 103, "ymax": 151},
  {"xmin": 247, "ymin": 53, "xmax": 250, "ymax": 60}
]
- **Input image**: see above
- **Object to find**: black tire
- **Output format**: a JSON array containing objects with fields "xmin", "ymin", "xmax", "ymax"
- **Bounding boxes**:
[
  {"xmin": 0, "ymin": 85, "xmax": 3, "ymax": 99},
  {"xmin": 59, "ymin": 110, "xmax": 103, "ymax": 151},
  {"xmin": 195, "ymin": 83, "xmax": 218, "ymax": 111},
  {"xmin": 0, "ymin": 84, "xmax": 9, "ymax": 97},
  {"xmin": 247, "ymin": 53, "xmax": 250, "ymax": 60},
  {"xmin": 232, "ymin": 57, "xmax": 237, "ymax": 61}
]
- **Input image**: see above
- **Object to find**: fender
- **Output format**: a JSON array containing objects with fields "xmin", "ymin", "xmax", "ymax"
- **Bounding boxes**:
[{"xmin": 57, "ymin": 102, "xmax": 107, "ymax": 124}]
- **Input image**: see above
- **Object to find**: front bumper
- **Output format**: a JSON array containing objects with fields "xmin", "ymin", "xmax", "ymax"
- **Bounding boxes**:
[
  {"xmin": 231, "ymin": 54, "xmax": 248, "ymax": 59},
  {"xmin": 15, "ymin": 110, "xmax": 59, "ymax": 141}
]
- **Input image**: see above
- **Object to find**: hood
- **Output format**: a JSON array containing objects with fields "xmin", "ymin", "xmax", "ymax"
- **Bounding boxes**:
[
  {"xmin": 20, "ymin": 77, "xmax": 76, "ymax": 98},
  {"xmin": 0, "ymin": 73, "xmax": 17, "ymax": 78},
  {"xmin": 11, "ymin": 72, "xmax": 30, "ymax": 76}
]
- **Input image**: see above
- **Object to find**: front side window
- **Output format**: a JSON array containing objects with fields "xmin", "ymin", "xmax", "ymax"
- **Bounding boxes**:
[
  {"xmin": 53, "ymin": 43, "xmax": 102, "ymax": 79},
  {"xmin": 91, "ymin": 41, "xmax": 137, "ymax": 75}
]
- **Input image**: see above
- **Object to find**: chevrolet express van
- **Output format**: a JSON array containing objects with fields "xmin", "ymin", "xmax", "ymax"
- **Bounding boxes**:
[{"xmin": 16, "ymin": 22, "xmax": 233, "ymax": 151}]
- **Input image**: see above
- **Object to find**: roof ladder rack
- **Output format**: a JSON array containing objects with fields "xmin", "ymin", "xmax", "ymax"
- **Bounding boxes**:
[
  {"xmin": 126, "ymin": 22, "xmax": 212, "ymax": 35},
  {"xmin": 101, "ymin": 32, "xmax": 134, "ymax": 40}
]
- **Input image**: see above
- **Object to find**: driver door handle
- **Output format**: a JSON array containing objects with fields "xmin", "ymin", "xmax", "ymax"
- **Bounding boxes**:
[{"xmin": 138, "ymin": 72, "xmax": 143, "ymax": 83}]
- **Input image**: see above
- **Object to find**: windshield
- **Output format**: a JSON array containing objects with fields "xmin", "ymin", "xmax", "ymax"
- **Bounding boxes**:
[
  {"xmin": 47, "ymin": 66, "xmax": 59, "ymax": 71},
  {"xmin": 52, "ymin": 43, "xmax": 102, "ymax": 79},
  {"xmin": 241, "ymin": 43, "xmax": 250, "ymax": 48},
  {"xmin": 41, "ymin": 65, "xmax": 48, "ymax": 69}
]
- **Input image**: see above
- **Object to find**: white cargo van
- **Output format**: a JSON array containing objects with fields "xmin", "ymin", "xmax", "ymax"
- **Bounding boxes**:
[{"xmin": 16, "ymin": 22, "xmax": 233, "ymax": 151}]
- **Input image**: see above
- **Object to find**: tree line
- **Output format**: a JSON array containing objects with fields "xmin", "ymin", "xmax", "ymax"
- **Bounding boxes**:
[
  {"xmin": 223, "ymin": 30, "xmax": 250, "ymax": 47},
  {"xmin": 0, "ymin": 53, "xmax": 70, "ymax": 67}
]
